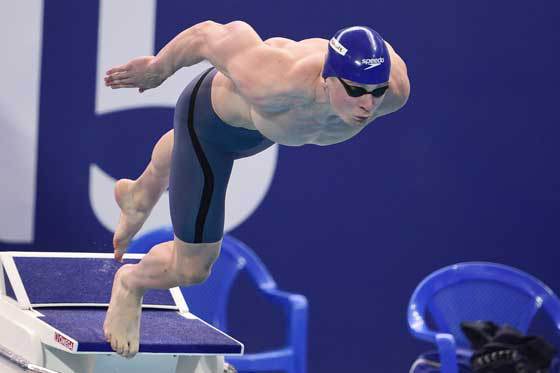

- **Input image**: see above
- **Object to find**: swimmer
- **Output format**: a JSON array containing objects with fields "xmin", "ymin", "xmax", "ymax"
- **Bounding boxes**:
[{"xmin": 103, "ymin": 21, "xmax": 410, "ymax": 358}]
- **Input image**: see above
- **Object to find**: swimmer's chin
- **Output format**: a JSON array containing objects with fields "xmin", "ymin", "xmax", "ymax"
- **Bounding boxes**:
[
  {"xmin": 327, "ymin": 112, "xmax": 371, "ymax": 127},
  {"xmin": 341, "ymin": 115, "xmax": 373, "ymax": 126}
]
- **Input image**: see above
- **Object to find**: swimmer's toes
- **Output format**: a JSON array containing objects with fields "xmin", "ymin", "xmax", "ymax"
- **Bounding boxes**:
[
  {"xmin": 116, "ymin": 338, "xmax": 127, "ymax": 356},
  {"xmin": 110, "ymin": 337, "xmax": 118, "ymax": 353},
  {"xmin": 114, "ymin": 246, "xmax": 127, "ymax": 262},
  {"xmin": 121, "ymin": 341, "xmax": 130, "ymax": 357},
  {"xmin": 129, "ymin": 340, "xmax": 140, "ymax": 358}
]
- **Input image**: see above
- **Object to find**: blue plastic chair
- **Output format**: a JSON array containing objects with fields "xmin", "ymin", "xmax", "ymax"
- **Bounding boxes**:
[
  {"xmin": 407, "ymin": 262, "xmax": 560, "ymax": 373},
  {"xmin": 128, "ymin": 227, "xmax": 308, "ymax": 373}
]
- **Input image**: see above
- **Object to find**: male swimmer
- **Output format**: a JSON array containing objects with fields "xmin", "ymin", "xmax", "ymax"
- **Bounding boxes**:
[{"xmin": 103, "ymin": 21, "xmax": 410, "ymax": 358}]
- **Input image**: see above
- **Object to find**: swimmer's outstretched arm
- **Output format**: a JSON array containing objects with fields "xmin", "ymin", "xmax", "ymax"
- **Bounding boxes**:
[{"xmin": 104, "ymin": 20, "xmax": 296, "ymax": 96}]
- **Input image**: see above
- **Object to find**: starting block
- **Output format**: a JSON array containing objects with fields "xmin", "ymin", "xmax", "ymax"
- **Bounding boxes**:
[{"xmin": 0, "ymin": 252, "xmax": 243, "ymax": 373}]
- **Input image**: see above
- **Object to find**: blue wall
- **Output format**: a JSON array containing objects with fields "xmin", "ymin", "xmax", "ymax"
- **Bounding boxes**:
[{"xmin": 2, "ymin": 1, "xmax": 560, "ymax": 372}]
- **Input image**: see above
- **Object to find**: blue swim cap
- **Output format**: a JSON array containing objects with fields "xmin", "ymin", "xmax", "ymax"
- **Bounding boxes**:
[{"xmin": 322, "ymin": 26, "xmax": 391, "ymax": 85}]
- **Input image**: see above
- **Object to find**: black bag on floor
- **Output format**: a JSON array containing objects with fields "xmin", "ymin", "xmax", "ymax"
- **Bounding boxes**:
[{"xmin": 460, "ymin": 320, "xmax": 557, "ymax": 373}]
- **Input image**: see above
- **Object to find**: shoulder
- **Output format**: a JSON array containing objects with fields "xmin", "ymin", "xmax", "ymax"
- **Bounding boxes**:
[
  {"xmin": 240, "ymin": 40, "xmax": 326, "ymax": 107},
  {"xmin": 264, "ymin": 37, "xmax": 296, "ymax": 48},
  {"xmin": 245, "ymin": 57, "xmax": 323, "ymax": 111},
  {"xmin": 375, "ymin": 41, "xmax": 410, "ymax": 117},
  {"xmin": 386, "ymin": 41, "xmax": 410, "ymax": 97},
  {"xmin": 203, "ymin": 21, "xmax": 298, "ymax": 93},
  {"xmin": 264, "ymin": 37, "xmax": 328, "ymax": 55}
]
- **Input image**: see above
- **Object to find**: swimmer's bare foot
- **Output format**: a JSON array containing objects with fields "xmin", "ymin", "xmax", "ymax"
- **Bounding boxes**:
[
  {"xmin": 103, "ymin": 265, "xmax": 143, "ymax": 358},
  {"xmin": 113, "ymin": 179, "xmax": 152, "ymax": 261}
]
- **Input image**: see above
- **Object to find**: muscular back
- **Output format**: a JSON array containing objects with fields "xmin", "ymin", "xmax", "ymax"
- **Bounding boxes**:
[
  {"xmin": 201, "ymin": 23, "xmax": 408, "ymax": 146},
  {"xmin": 209, "ymin": 35, "xmax": 356, "ymax": 146}
]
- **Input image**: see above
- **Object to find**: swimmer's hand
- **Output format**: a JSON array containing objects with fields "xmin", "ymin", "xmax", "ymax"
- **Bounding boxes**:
[{"xmin": 104, "ymin": 56, "xmax": 166, "ymax": 93}]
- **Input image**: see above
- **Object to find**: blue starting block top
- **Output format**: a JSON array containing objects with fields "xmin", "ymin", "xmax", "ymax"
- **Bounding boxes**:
[
  {"xmin": 12, "ymin": 256, "xmax": 175, "ymax": 307},
  {"xmin": 0, "ymin": 252, "xmax": 243, "ymax": 355},
  {"xmin": 39, "ymin": 308, "xmax": 241, "ymax": 353}
]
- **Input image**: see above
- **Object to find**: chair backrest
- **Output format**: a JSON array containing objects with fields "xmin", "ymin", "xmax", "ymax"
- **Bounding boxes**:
[
  {"xmin": 409, "ymin": 262, "xmax": 560, "ymax": 348},
  {"xmin": 127, "ymin": 228, "xmax": 276, "ymax": 331}
]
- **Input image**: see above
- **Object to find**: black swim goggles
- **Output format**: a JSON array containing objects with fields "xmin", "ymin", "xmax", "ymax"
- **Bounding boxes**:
[{"xmin": 337, "ymin": 78, "xmax": 389, "ymax": 98}]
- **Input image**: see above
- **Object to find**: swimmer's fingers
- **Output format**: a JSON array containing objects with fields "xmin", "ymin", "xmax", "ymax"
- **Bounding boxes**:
[
  {"xmin": 105, "ymin": 76, "xmax": 150, "ymax": 92},
  {"xmin": 105, "ymin": 73, "xmax": 135, "ymax": 88},
  {"xmin": 104, "ymin": 71, "xmax": 126, "ymax": 81},
  {"xmin": 105, "ymin": 56, "xmax": 163, "ymax": 92},
  {"xmin": 105, "ymin": 76, "xmax": 135, "ymax": 87},
  {"xmin": 105, "ymin": 71, "xmax": 134, "ymax": 85},
  {"xmin": 106, "ymin": 64, "xmax": 129, "ymax": 76},
  {"xmin": 110, "ymin": 83, "xmax": 136, "ymax": 89}
]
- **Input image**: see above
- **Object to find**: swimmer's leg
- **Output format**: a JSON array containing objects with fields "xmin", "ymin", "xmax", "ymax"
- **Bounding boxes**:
[
  {"xmin": 106, "ymin": 88, "xmax": 232, "ymax": 358},
  {"xmin": 103, "ymin": 236, "xmax": 221, "ymax": 358},
  {"xmin": 105, "ymin": 67, "xmax": 258, "ymax": 358},
  {"xmin": 113, "ymin": 129, "xmax": 174, "ymax": 259}
]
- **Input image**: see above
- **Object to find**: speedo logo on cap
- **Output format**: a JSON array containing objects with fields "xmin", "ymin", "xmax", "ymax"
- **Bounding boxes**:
[
  {"xmin": 329, "ymin": 37, "xmax": 347, "ymax": 56},
  {"xmin": 362, "ymin": 57, "xmax": 385, "ymax": 70}
]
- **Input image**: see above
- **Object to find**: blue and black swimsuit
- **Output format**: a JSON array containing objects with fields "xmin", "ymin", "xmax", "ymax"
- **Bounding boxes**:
[{"xmin": 170, "ymin": 68, "xmax": 274, "ymax": 243}]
